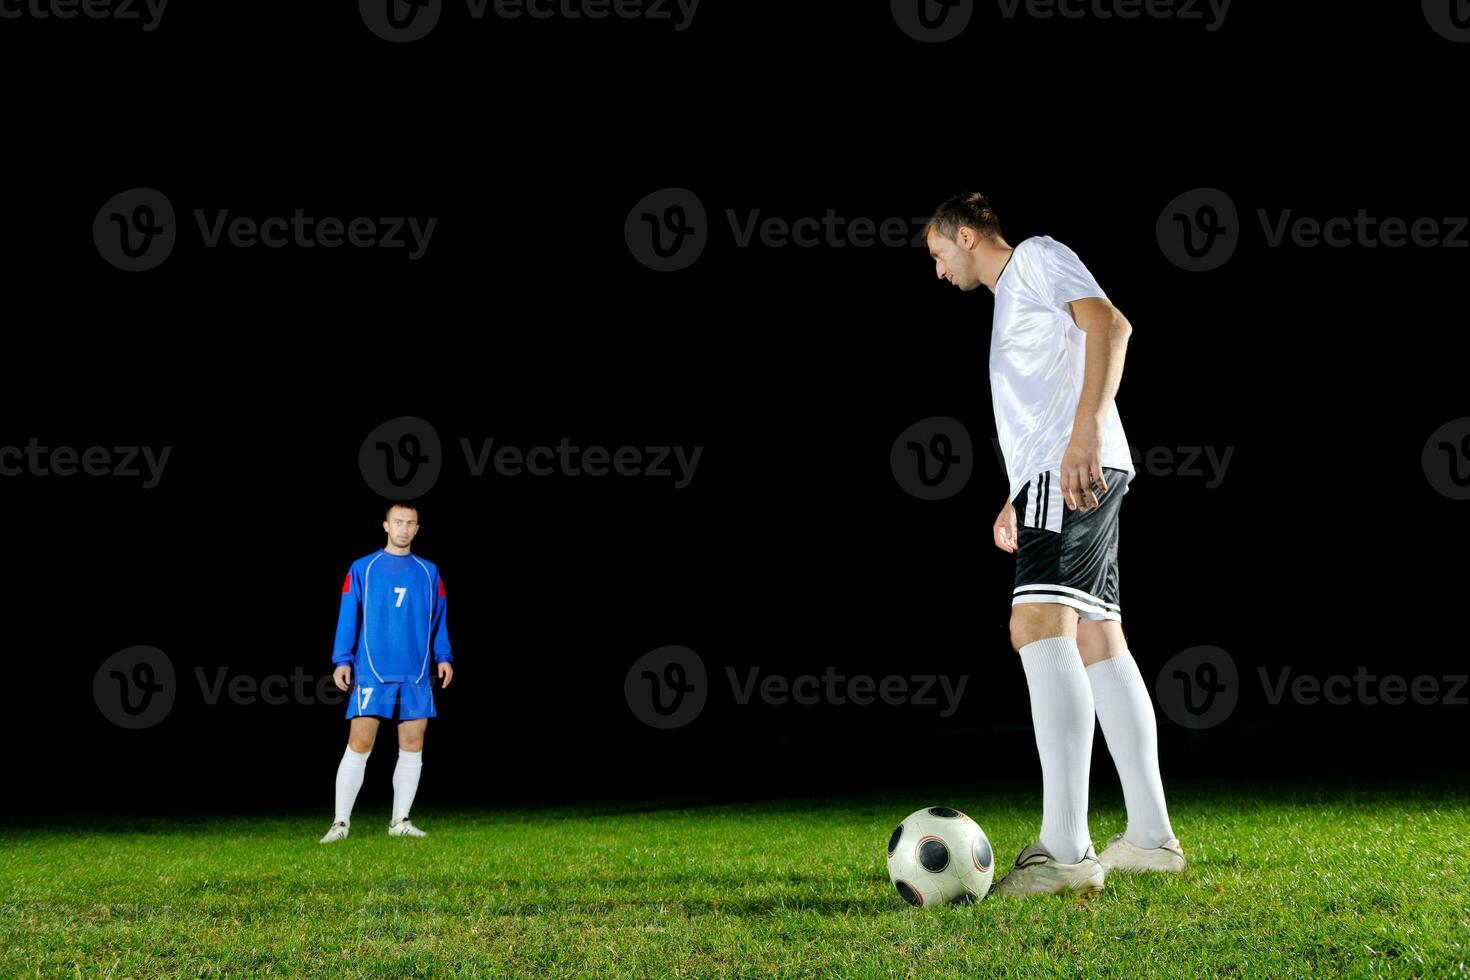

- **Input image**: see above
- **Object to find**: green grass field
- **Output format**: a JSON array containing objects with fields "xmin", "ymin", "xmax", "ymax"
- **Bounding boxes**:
[{"xmin": 3, "ymin": 774, "xmax": 1467, "ymax": 977}]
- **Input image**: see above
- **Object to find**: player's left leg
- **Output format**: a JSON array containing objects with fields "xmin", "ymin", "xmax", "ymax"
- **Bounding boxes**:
[
  {"xmin": 1079, "ymin": 621, "xmax": 1184, "ymax": 872},
  {"xmin": 388, "ymin": 713, "xmax": 429, "ymax": 837},
  {"xmin": 1075, "ymin": 618, "xmax": 1128, "ymax": 667}
]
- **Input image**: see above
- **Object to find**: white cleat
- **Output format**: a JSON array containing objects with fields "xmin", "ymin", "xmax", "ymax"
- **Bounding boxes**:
[
  {"xmin": 319, "ymin": 820, "xmax": 350, "ymax": 844},
  {"xmin": 388, "ymin": 817, "xmax": 428, "ymax": 838},
  {"xmin": 1097, "ymin": 833, "xmax": 1187, "ymax": 873},
  {"xmin": 990, "ymin": 841, "xmax": 1106, "ymax": 899}
]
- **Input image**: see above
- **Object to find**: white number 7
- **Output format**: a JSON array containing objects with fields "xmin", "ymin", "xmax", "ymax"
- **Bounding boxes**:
[{"xmin": 393, "ymin": 586, "xmax": 406, "ymax": 607}]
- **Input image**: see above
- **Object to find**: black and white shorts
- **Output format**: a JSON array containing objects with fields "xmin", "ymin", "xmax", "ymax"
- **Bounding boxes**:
[{"xmin": 1012, "ymin": 466, "xmax": 1130, "ymax": 623}]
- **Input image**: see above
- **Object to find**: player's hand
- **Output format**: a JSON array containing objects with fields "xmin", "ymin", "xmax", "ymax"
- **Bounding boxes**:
[
  {"xmin": 994, "ymin": 498, "xmax": 1018, "ymax": 554},
  {"xmin": 333, "ymin": 665, "xmax": 352, "ymax": 691},
  {"xmin": 438, "ymin": 661, "xmax": 453, "ymax": 689},
  {"xmin": 1061, "ymin": 441, "xmax": 1106, "ymax": 511}
]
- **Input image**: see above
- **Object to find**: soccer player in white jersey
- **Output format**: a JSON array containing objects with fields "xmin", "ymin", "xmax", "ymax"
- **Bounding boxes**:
[
  {"xmin": 319, "ymin": 502, "xmax": 454, "ymax": 843},
  {"xmin": 925, "ymin": 192, "xmax": 1185, "ymax": 897}
]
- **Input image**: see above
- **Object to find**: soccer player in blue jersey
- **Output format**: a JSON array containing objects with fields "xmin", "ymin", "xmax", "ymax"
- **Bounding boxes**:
[
  {"xmin": 925, "ymin": 192, "xmax": 1185, "ymax": 897},
  {"xmin": 319, "ymin": 503, "xmax": 453, "ymax": 843}
]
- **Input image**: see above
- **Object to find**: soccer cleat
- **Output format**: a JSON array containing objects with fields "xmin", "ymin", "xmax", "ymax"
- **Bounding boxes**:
[
  {"xmin": 990, "ymin": 841, "xmax": 1106, "ymax": 898},
  {"xmin": 319, "ymin": 820, "xmax": 350, "ymax": 844},
  {"xmin": 388, "ymin": 817, "xmax": 427, "ymax": 838},
  {"xmin": 1096, "ymin": 833, "xmax": 1186, "ymax": 873}
]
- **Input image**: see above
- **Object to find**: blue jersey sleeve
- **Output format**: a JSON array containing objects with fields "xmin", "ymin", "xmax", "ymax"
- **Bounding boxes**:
[
  {"xmin": 333, "ymin": 564, "xmax": 361, "ymax": 668},
  {"xmin": 432, "ymin": 571, "xmax": 452, "ymax": 665}
]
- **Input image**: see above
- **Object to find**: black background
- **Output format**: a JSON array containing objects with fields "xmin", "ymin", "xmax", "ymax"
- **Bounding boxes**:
[{"xmin": 2, "ymin": 2, "xmax": 1466, "ymax": 815}]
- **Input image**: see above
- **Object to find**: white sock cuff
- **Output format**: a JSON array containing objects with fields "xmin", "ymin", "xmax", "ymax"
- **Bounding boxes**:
[
  {"xmin": 1085, "ymin": 649, "xmax": 1142, "ymax": 686},
  {"xmin": 1018, "ymin": 635, "xmax": 1083, "ymax": 672},
  {"xmin": 342, "ymin": 746, "xmax": 370, "ymax": 765},
  {"xmin": 397, "ymin": 748, "xmax": 422, "ymax": 766}
]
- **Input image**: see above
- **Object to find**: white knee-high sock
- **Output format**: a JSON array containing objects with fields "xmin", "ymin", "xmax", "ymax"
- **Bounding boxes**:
[
  {"xmin": 1018, "ymin": 636, "xmax": 1095, "ymax": 865},
  {"xmin": 392, "ymin": 749, "xmax": 423, "ymax": 822},
  {"xmin": 334, "ymin": 746, "xmax": 370, "ymax": 825},
  {"xmin": 1086, "ymin": 650, "xmax": 1175, "ymax": 848}
]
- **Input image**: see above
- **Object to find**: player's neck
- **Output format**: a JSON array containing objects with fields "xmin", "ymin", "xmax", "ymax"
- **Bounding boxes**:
[
  {"xmin": 383, "ymin": 544, "xmax": 412, "ymax": 556},
  {"xmin": 980, "ymin": 245, "xmax": 1014, "ymax": 294}
]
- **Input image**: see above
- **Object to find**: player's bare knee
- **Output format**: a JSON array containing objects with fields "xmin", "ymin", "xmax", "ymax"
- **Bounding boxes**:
[{"xmin": 1009, "ymin": 603, "xmax": 1076, "ymax": 653}]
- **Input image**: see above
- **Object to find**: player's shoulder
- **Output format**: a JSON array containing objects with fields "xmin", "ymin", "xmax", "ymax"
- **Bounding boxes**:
[
  {"xmin": 1019, "ymin": 234, "xmax": 1066, "ymax": 260},
  {"xmin": 354, "ymin": 549, "xmax": 389, "ymax": 568}
]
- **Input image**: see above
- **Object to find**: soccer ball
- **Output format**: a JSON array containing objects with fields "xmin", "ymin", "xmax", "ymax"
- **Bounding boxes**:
[{"xmin": 886, "ymin": 806, "xmax": 995, "ymax": 907}]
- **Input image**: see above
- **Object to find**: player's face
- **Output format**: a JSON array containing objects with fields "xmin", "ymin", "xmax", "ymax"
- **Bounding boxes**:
[
  {"xmin": 383, "ymin": 509, "xmax": 419, "ymax": 547},
  {"xmin": 927, "ymin": 227, "xmax": 982, "ymax": 292}
]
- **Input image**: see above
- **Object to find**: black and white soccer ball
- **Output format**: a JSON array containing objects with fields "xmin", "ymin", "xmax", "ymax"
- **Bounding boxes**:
[{"xmin": 886, "ymin": 806, "xmax": 995, "ymax": 907}]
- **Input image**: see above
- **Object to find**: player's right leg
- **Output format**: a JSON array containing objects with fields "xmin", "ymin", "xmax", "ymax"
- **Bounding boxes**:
[
  {"xmin": 992, "ymin": 601, "xmax": 1105, "ymax": 897},
  {"xmin": 321, "ymin": 714, "xmax": 381, "ymax": 843}
]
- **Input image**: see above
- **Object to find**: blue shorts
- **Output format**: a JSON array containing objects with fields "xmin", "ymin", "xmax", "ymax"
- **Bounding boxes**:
[{"xmin": 345, "ymin": 679, "xmax": 437, "ymax": 721}]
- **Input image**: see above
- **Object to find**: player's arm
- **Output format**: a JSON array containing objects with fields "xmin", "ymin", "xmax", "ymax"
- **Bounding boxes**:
[
  {"xmin": 1062, "ymin": 297, "xmax": 1132, "ymax": 509},
  {"xmin": 1066, "ymin": 297, "xmax": 1132, "ymax": 424},
  {"xmin": 331, "ymin": 567, "xmax": 361, "ymax": 688},
  {"xmin": 432, "ymin": 573, "xmax": 453, "ymax": 687}
]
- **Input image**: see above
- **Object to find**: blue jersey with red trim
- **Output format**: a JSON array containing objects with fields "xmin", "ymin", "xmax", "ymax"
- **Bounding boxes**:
[{"xmin": 332, "ymin": 549, "xmax": 451, "ymax": 683}]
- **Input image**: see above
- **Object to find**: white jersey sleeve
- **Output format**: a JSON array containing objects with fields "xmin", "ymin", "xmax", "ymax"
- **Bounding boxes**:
[{"xmin": 1035, "ymin": 237, "xmax": 1109, "ymax": 312}]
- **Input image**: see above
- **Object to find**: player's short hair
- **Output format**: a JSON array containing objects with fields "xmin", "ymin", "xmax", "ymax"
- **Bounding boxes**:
[
  {"xmin": 925, "ymin": 191, "xmax": 1003, "ymax": 245},
  {"xmin": 384, "ymin": 502, "xmax": 419, "ymax": 523}
]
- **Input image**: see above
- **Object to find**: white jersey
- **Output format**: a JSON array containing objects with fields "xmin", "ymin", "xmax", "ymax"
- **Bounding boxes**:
[{"xmin": 989, "ymin": 235, "xmax": 1135, "ymax": 503}]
